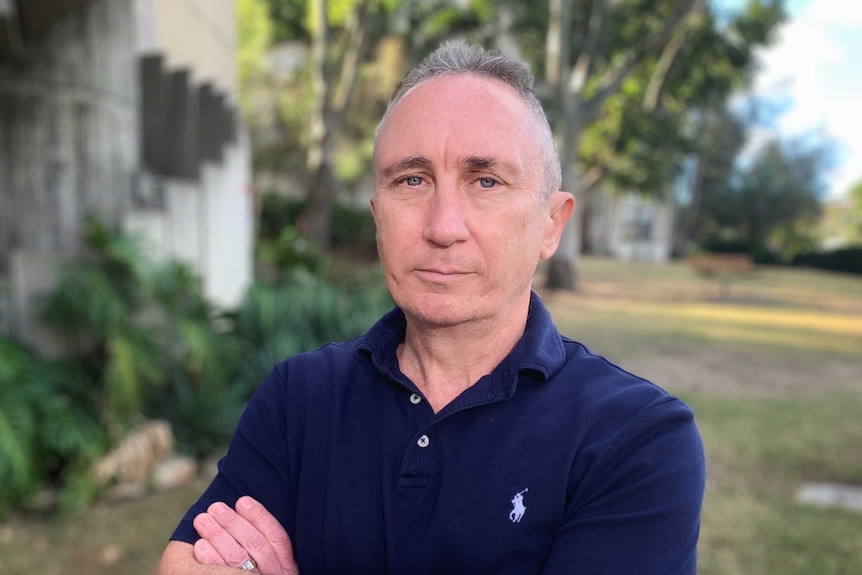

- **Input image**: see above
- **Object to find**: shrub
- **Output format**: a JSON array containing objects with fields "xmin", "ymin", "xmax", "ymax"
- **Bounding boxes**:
[
  {"xmin": 792, "ymin": 246, "xmax": 862, "ymax": 275},
  {"xmin": 258, "ymin": 192, "xmax": 377, "ymax": 256},
  {"xmin": 699, "ymin": 236, "xmax": 778, "ymax": 264},
  {"xmin": 0, "ymin": 338, "xmax": 106, "ymax": 517},
  {"xmin": 3, "ymin": 215, "xmax": 392, "ymax": 515},
  {"xmin": 230, "ymin": 272, "xmax": 392, "ymax": 398}
]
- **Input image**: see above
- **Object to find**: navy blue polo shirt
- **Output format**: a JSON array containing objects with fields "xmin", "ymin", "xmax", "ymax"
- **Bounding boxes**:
[{"xmin": 171, "ymin": 292, "xmax": 705, "ymax": 574}]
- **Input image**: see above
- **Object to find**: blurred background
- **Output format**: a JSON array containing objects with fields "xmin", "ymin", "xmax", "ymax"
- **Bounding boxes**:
[{"xmin": 0, "ymin": 1, "xmax": 860, "ymax": 574}]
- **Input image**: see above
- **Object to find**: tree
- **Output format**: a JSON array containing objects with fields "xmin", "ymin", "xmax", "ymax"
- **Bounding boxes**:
[
  {"xmin": 696, "ymin": 136, "xmax": 832, "ymax": 260},
  {"xmin": 533, "ymin": 0, "xmax": 785, "ymax": 289},
  {"xmin": 849, "ymin": 180, "xmax": 862, "ymax": 242},
  {"xmin": 254, "ymin": 0, "xmax": 497, "ymax": 251},
  {"xmin": 303, "ymin": 0, "xmax": 379, "ymax": 250},
  {"xmin": 677, "ymin": 104, "xmax": 748, "ymax": 254}
]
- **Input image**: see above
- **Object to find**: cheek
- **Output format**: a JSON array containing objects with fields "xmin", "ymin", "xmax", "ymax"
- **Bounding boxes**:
[{"xmin": 375, "ymin": 216, "xmax": 413, "ymax": 265}]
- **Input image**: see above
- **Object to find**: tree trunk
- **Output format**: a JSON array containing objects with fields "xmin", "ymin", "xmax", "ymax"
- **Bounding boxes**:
[
  {"xmin": 305, "ymin": 0, "xmax": 333, "ymax": 251},
  {"xmin": 580, "ymin": 188, "xmax": 595, "ymax": 254},
  {"xmin": 304, "ymin": 0, "xmax": 372, "ymax": 252},
  {"xmin": 543, "ymin": 0, "xmax": 578, "ymax": 291}
]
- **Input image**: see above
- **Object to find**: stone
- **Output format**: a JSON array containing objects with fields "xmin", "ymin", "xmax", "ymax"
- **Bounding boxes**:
[
  {"xmin": 796, "ymin": 482, "xmax": 862, "ymax": 513},
  {"xmin": 152, "ymin": 454, "xmax": 199, "ymax": 491}
]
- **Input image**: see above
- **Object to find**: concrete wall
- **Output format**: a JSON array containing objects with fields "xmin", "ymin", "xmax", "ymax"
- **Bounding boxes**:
[
  {"xmin": 0, "ymin": 0, "xmax": 252, "ymax": 351},
  {"xmin": 0, "ymin": 0, "xmax": 139, "ymax": 351}
]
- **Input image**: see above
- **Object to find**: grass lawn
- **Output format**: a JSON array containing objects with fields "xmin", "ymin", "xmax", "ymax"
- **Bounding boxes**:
[
  {"xmin": 1, "ymin": 257, "xmax": 860, "ymax": 574},
  {"xmin": 542, "ymin": 257, "xmax": 862, "ymax": 574}
]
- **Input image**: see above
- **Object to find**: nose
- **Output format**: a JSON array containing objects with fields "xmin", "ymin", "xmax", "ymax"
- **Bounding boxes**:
[{"xmin": 423, "ymin": 180, "xmax": 470, "ymax": 247}]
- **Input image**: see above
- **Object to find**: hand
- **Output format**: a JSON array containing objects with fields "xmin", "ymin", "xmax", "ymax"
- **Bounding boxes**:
[{"xmin": 192, "ymin": 496, "xmax": 299, "ymax": 575}]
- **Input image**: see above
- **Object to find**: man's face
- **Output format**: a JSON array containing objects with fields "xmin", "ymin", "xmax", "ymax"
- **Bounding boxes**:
[{"xmin": 371, "ymin": 74, "xmax": 570, "ymax": 329}]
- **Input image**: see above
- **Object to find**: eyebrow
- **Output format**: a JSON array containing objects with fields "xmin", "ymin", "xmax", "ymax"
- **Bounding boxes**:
[
  {"xmin": 378, "ymin": 154, "xmax": 518, "ymax": 181},
  {"xmin": 462, "ymin": 156, "xmax": 496, "ymax": 170},
  {"xmin": 379, "ymin": 155, "xmax": 432, "ymax": 180}
]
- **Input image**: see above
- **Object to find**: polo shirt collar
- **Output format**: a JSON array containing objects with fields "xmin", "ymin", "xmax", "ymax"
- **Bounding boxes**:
[{"xmin": 358, "ymin": 291, "xmax": 566, "ymax": 397}]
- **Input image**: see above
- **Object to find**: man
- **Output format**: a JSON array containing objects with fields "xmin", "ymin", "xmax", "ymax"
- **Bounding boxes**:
[{"xmin": 159, "ymin": 42, "xmax": 705, "ymax": 575}]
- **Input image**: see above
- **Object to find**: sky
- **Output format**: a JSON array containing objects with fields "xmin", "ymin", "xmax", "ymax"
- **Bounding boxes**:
[{"xmin": 718, "ymin": 0, "xmax": 862, "ymax": 199}]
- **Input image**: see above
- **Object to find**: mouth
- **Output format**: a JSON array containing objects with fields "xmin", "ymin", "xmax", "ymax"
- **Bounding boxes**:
[{"xmin": 415, "ymin": 268, "xmax": 471, "ymax": 283}]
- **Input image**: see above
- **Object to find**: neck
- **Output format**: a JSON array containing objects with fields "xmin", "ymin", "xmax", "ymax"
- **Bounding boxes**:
[{"xmin": 397, "ymin": 302, "xmax": 530, "ymax": 413}]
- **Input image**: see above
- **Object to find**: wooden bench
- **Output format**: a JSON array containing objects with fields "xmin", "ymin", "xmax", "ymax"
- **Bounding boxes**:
[
  {"xmin": 686, "ymin": 253, "xmax": 756, "ymax": 278},
  {"xmin": 686, "ymin": 253, "xmax": 755, "ymax": 296}
]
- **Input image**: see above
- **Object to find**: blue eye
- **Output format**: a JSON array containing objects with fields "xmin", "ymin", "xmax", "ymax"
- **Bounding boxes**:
[
  {"xmin": 478, "ymin": 177, "xmax": 497, "ymax": 188},
  {"xmin": 404, "ymin": 176, "xmax": 423, "ymax": 186}
]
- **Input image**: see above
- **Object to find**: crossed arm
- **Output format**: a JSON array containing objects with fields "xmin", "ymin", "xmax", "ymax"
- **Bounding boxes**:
[{"xmin": 157, "ymin": 496, "xmax": 299, "ymax": 575}]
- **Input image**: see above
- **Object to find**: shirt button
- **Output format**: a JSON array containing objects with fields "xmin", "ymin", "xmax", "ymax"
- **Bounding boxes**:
[
  {"xmin": 409, "ymin": 393, "xmax": 422, "ymax": 405},
  {"xmin": 417, "ymin": 435, "xmax": 430, "ymax": 448}
]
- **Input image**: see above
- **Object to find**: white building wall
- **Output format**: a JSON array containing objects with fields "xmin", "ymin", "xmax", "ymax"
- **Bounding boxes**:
[
  {"xmin": 125, "ymin": 130, "xmax": 253, "ymax": 310},
  {"xmin": 608, "ymin": 194, "xmax": 674, "ymax": 263},
  {"xmin": 127, "ymin": 0, "xmax": 251, "ymax": 309},
  {"xmin": 153, "ymin": 0, "xmax": 237, "ymax": 99},
  {"xmin": 591, "ymin": 191, "xmax": 675, "ymax": 263},
  {"xmin": 202, "ymin": 129, "xmax": 253, "ymax": 308}
]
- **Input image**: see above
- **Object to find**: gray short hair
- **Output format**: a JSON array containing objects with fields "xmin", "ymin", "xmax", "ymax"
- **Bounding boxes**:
[{"xmin": 375, "ymin": 42, "xmax": 562, "ymax": 200}]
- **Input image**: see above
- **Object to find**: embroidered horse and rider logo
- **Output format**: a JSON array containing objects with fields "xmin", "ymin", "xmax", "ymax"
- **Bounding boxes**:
[{"xmin": 509, "ymin": 488, "xmax": 528, "ymax": 523}]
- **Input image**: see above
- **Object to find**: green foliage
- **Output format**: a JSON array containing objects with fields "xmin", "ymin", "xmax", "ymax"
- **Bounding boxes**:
[
  {"xmin": 230, "ymin": 273, "xmax": 392, "ymax": 398},
  {"xmin": 580, "ymin": 76, "xmax": 691, "ymax": 195},
  {"xmin": 258, "ymin": 193, "xmax": 377, "ymax": 257},
  {"xmin": 238, "ymin": 0, "xmax": 274, "ymax": 99},
  {"xmin": 39, "ymin": 218, "xmax": 163, "ymax": 429},
  {"xmin": 2, "ymin": 213, "xmax": 390, "ymax": 515},
  {"xmin": 696, "ymin": 136, "xmax": 831, "ymax": 261},
  {"xmin": 577, "ymin": 0, "xmax": 786, "ymax": 198},
  {"xmin": 34, "ymin": 218, "xmax": 246, "ymax": 455},
  {"xmin": 260, "ymin": 225, "xmax": 324, "ymax": 274},
  {"xmin": 150, "ymin": 375, "xmax": 246, "ymax": 459},
  {"xmin": 0, "ymin": 338, "xmax": 105, "ymax": 518},
  {"xmin": 40, "ymin": 218, "xmax": 150, "ymax": 338},
  {"xmin": 264, "ymin": 0, "xmax": 308, "ymax": 42},
  {"xmin": 793, "ymin": 246, "xmax": 862, "ymax": 276}
]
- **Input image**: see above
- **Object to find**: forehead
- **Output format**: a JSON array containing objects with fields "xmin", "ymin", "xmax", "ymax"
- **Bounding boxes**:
[{"xmin": 375, "ymin": 74, "xmax": 541, "ymax": 172}]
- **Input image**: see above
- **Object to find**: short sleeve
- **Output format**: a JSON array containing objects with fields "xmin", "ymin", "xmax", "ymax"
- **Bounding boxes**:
[
  {"xmin": 540, "ymin": 397, "xmax": 705, "ymax": 574},
  {"xmin": 169, "ymin": 365, "xmax": 294, "ymax": 543}
]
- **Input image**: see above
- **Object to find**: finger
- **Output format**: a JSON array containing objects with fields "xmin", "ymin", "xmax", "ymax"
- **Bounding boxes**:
[
  {"xmin": 235, "ymin": 496, "xmax": 298, "ymax": 573},
  {"xmin": 193, "ymin": 537, "xmax": 227, "ymax": 566},
  {"xmin": 205, "ymin": 501, "xmax": 283, "ymax": 572},
  {"xmin": 193, "ymin": 506, "xmax": 255, "ymax": 568}
]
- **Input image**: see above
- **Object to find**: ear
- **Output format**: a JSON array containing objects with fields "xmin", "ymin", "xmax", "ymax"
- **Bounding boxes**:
[
  {"xmin": 369, "ymin": 195, "xmax": 378, "ymax": 220},
  {"xmin": 539, "ymin": 191, "xmax": 574, "ymax": 260}
]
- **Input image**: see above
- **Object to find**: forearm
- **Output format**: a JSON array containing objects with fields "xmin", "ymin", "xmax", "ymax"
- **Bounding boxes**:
[{"xmin": 158, "ymin": 541, "xmax": 241, "ymax": 575}]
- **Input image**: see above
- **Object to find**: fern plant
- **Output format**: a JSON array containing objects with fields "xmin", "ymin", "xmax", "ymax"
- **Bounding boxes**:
[
  {"xmin": 229, "ymin": 272, "xmax": 393, "ymax": 399},
  {"xmin": 0, "ymin": 337, "xmax": 105, "ymax": 517},
  {"xmin": 38, "ymin": 217, "xmax": 163, "ymax": 430}
]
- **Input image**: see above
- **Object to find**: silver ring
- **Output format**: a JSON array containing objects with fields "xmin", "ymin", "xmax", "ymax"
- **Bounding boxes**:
[{"xmin": 240, "ymin": 557, "xmax": 257, "ymax": 572}]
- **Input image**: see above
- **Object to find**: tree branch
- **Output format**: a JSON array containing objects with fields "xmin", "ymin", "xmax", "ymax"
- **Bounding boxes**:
[
  {"xmin": 568, "ymin": 0, "xmax": 611, "ymax": 96},
  {"xmin": 579, "ymin": 164, "xmax": 607, "ymax": 193},
  {"xmin": 331, "ymin": 0, "xmax": 373, "ymax": 120},
  {"xmin": 579, "ymin": 0, "xmax": 701, "ymax": 117},
  {"xmin": 643, "ymin": 0, "xmax": 706, "ymax": 111}
]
